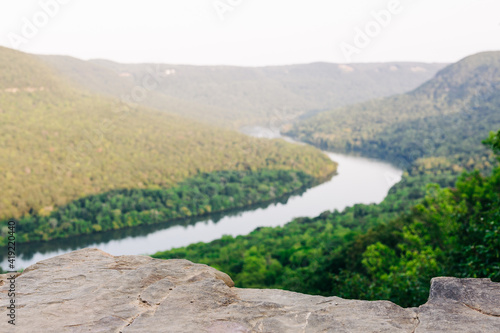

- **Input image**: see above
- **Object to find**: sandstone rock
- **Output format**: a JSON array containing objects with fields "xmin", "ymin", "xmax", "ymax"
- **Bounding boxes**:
[{"xmin": 0, "ymin": 248, "xmax": 499, "ymax": 332}]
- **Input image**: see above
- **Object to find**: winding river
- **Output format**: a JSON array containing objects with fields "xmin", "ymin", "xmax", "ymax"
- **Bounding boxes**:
[{"xmin": 3, "ymin": 131, "xmax": 402, "ymax": 269}]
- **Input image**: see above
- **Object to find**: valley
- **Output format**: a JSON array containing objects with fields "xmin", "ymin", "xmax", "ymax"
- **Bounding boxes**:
[
  {"xmin": 1, "ymin": 2, "xmax": 499, "ymax": 331},
  {"xmin": 0, "ymin": 47, "xmax": 498, "ymax": 310}
]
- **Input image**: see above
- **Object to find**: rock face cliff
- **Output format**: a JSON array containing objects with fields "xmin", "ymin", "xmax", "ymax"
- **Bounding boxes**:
[{"xmin": 1, "ymin": 248, "xmax": 499, "ymax": 332}]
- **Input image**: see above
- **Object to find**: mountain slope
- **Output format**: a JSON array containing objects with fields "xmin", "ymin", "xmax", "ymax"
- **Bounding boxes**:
[
  {"xmin": 38, "ymin": 54, "xmax": 446, "ymax": 128},
  {"xmin": 0, "ymin": 46, "xmax": 335, "ymax": 221},
  {"xmin": 285, "ymin": 52, "xmax": 500, "ymax": 170}
]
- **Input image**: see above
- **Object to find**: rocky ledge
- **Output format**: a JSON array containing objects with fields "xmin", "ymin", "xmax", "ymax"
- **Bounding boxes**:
[{"xmin": 1, "ymin": 248, "xmax": 499, "ymax": 332}]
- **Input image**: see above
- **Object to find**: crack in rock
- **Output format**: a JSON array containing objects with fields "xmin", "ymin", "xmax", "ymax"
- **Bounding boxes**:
[
  {"xmin": 118, "ymin": 299, "xmax": 149, "ymax": 333},
  {"xmin": 463, "ymin": 303, "xmax": 500, "ymax": 317},
  {"xmin": 120, "ymin": 282, "xmax": 176, "ymax": 332},
  {"xmin": 410, "ymin": 312, "xmax": 420, "ymax": 333}
]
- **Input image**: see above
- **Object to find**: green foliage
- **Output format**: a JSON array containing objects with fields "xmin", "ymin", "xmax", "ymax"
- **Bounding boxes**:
[
  {"xmin": 0, "ymin": 169, "xmax": 315, "ymax": 245},
  {"xmin": 484, "ymin": 130, "xmax": 500, "ymax": 155}
]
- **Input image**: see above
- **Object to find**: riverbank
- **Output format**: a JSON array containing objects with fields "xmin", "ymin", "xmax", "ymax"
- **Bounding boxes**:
[{"xmin": 2, "ymin": 150, "xmax": 401, "ymax": 269}]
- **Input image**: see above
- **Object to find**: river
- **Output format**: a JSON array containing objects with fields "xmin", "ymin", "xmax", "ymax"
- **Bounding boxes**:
[{"xmin": 3, "ymin": 132, "xmax": 402, "ymax": 269}]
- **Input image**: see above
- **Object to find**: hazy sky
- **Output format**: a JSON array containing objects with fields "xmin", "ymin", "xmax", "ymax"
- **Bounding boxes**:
[{"xmin": 0, "ymin": 0, "xmax": 499, "ymax": 66}]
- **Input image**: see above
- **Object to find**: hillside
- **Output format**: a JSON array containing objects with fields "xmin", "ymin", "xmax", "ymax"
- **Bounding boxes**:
[
  {"xmin": 0, "ymin": 46, "xmax": 335, "ymax": 236},
  {"xmin": 285, "ymin": 52, "xmax": 500, "ymax": 171},
  {"xmin": 38, "ymin": 54, "xmax": 446, "ymax": 128}
]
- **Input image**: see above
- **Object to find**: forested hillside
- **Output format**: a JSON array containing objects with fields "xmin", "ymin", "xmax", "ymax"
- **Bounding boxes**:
[
  {"xmin": 38, "ymin": 54, "xmax": 445, "ymax": 128},
  {"xmin": 285, "ymin": 52, "xmax": 500, "ymax": 171},
  {"xmin": 154, "ymin": 53, "xmax": 500, "ymax": 307},
  {"xmin": 2, "ymin": 169, "xmax": 317, "ymax": 245},
  {"xmin": 0, "ymin": 46, "xmax": 335, "ymax": 241}
]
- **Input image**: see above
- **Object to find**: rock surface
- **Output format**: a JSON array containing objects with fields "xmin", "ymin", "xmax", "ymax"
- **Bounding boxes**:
[{"xmin": 0, "ymin": 248, "xmax": 499, "ymax": 332}]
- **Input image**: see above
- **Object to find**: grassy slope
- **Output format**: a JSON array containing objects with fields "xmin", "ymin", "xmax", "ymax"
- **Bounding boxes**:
[{"xmin": 0, "ymin": 46, "xmax": 336, "ymax": 220}]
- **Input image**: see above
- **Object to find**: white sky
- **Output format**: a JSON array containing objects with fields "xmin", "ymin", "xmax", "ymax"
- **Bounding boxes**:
[{"xmin": 0, "ymin": 0, "xmax": 499, "ymax": 66}]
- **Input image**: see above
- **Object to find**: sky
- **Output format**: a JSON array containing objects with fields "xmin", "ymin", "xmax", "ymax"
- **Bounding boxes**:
[{"xmin": 0, "ymin": 0, "xmax": 499, "ymax": 66}]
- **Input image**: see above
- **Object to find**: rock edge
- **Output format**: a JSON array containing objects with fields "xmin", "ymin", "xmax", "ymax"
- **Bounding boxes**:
[{"xmin": 1, "ymin": 248, "xmax": 499, "ymax": 332}]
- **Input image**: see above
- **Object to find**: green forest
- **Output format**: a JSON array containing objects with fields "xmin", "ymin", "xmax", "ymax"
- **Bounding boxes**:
[
  {"xmin": 153, "ymin": 130, "xmax": 500, "ymax": 307},
  {"xmin": 0, "ymin": 169, "xmax": 317, "ymax": 245},
  {"xmin": 0, "ymin": 46, "xmax": 335, "ymax": 224}
]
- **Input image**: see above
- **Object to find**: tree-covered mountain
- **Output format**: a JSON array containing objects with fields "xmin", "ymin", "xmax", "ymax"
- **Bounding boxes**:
[
  {"xmin": 285, "ymin": 52, "xmax": 500, "ymax": 171},
  {"xmin": 0, "ymin": 46, "xmax": 335, "ymax": 227},
  {"xmin": 38, "ymin": 54, "xmax": 446, "ymax": 128}
]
